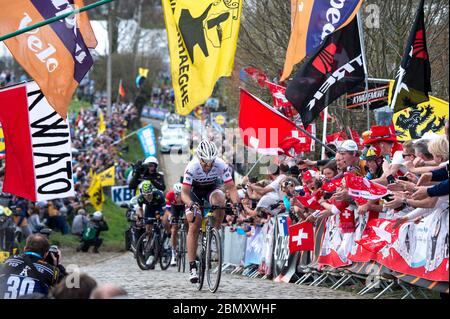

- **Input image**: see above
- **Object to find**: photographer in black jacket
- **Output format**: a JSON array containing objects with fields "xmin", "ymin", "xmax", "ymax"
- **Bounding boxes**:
[
  {"xmin": 0, "ymin": 234, "xmax": 66, "ymax": 299},
  {"xmin": 129, "ymin": 156, "xmax": 166, "ymax": 192}
]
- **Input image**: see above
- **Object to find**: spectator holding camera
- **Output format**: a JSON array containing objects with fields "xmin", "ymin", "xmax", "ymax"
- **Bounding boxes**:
[
  {"xmin": 0, "ymin": 234, "xmax": 66, "ymax": 299},
  {"xmin": 129, "ymin": 156, "xmax": 166, "ymax": 192},
  {"xmin": 77, "ymin": 211, "xmax": 109, "ymax": 253}
]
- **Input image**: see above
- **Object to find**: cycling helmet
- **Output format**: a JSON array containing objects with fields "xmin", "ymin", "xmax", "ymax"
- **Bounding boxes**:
[
  {"xmin": 140, "ymin": 180, "xmax": 154, "ymax": 194},
  {"xmin": 92, "ymin": 211, "xmax": 103, "ymax": 221},
  {"xmin": 196, "ymin": 139, "xmax": 218, "ymax": 162},
  {"xmin": 173, "ymin": 183, "xmax": 182, "ymax": 194},
  {"xmin": 362, "ymin": 146, "xmax": 379, "ymax": 161},
  {"xmin": 143, "ymin": 156, "xmax": 158, "ymax": 166}
]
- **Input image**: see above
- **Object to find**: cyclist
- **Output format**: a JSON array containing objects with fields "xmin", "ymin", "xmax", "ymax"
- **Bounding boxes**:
[
  {"xmin": 129, "ymin": 156, "xmax": 166, "ymax": 192},
  {"xmin": 164, "ymin": 183, "xmax": 186, "ymax": 266},
  {"xmin": 181, "ymin": 139, "xmax": 241, "ymax": 284},
  {"xmin": 135, "ymin": 181, "xmax": 166, "ymax": 268}
]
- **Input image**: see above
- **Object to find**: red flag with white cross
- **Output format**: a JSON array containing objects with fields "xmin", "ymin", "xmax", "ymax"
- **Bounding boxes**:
[{"xmin": 288, "ymin": 222, "xmax": 314, "ymax": 252}]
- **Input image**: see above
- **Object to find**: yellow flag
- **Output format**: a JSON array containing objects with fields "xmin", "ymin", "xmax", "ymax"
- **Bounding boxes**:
[
  {"xmin": 389, "ymin": 80, "xmax": 449, "ymax": 141},
  {"xmin": 139, "ymin": 68, "xmax": 149, "ymax": 78},
  {"xmin": 87, "ymin": 175, "xmax": 104, "ymax": 211},
  {"xmin": 98, "ymin": 109, "xmax": 106, "ymax": 135},
  {"xmin": 162, "ymin": 0, "xmax": 243, "ymax": 116},
  {"xmin": 98, "ymin": 166, "xmax": 115, "ymax": 187}
]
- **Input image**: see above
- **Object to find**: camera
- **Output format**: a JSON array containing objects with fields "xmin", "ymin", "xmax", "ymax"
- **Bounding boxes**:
[
  {"xmin": 323, "ymin": 192, "xmax": 335, "ymax": 200},
  {"xmin": 386, "ymin": 175, "xmax": 396, "ymax": 184},
  {"xmin": 45, "ymin": 245, "xmax": 60, "ymax": 266},
  {"xmin": 398, "ymin": 176, "xmax": 409, "ymax": 181},
  {"xmin": 382, "ymin": 194, "xmax": 394, "ymax": 202}
]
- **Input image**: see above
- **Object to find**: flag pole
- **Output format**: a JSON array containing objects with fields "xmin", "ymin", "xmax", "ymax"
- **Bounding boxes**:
[
  {"xmin": 245, "ymin": 154, "xmax": 264, "ymax": 177},
  {"xmin": 107, "ymin": 9, "xmax": 113, "ymax": 117},
  {"xmin": 357, "ymin": 12, "xmax": 371, "ymax": 130},
  {"xmin": 0, "ymin": 0, "xmax": 115, "ymax": 42},
  {"xmin": 321, "ymin": 108, "xmax": 329, "ymax": 160}
]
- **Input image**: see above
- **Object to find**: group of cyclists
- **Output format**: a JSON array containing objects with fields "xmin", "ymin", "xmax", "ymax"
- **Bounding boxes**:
[{"xmin": 129, "ymin": 139, "xmax": 241, "ymax": 285}]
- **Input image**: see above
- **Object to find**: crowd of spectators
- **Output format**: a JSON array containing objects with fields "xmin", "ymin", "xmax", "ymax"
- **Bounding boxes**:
[{"xmin": 223, "ymin": 120, "xmax": 449, "ymax": 241}]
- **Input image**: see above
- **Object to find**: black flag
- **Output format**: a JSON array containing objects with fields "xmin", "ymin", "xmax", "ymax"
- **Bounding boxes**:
[
  {"xmin": 285, "ymin": 17, "xmax": 365, "ymax": 128},
  {"xmin": 391, "ymin": 0, "xmax": 431, "ymax": 113}
]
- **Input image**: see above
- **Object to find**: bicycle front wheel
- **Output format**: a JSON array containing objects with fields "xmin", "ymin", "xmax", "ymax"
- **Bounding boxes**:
[
  {"xmin": 159, "ymin": 234, "xmax": 171, "ymax": 270},
  {"xmin": 197, "ymin": 234, "xmax": 206, "ymax": 291},
  {"xmin": 136, "ymin": 233, "xmax": 156, "ymax": 270},
  {"xmin": 177, "ymin": 230, "xmax": 186, "ymax": 273},
  {"xmin": 206, "ymin": 228, "xmax": 222, "ymax": 293}
]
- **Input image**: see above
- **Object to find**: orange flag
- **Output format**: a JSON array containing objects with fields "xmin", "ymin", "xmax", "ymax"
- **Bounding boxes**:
[
  {"xmin": 281, "ymin": 0, "xmax": 362, "ymax": 81},
  {"xmin": 118, "ymin": 80, "xmax": 126, "ymax": 98},
  {"xmin": 0, "ymin": 0, "xmax": 96, "ymax": 119},
  {"xmin": 74, "ymin": 0, "xmax": 98, "ymax": 49}
]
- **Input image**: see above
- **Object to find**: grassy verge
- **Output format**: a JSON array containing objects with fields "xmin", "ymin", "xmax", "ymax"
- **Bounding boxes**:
[{"xmin": 50, "ymin": 196, "xmax": 128, "ymax": 252}]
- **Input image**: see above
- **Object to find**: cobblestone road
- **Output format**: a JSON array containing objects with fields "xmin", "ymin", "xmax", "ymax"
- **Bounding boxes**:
[{"xmin": 78, "ymin": 252, "xmax": 363, "ymax": 299}]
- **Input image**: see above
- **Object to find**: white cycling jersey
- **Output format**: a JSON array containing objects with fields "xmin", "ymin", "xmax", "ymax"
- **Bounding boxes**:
[{"xmin": 182, "ymin": 157, "xmax": 233, "ymax": 190}]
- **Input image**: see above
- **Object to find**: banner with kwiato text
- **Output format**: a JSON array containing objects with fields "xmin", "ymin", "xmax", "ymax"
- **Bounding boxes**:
[{"xmin": 0, "ymin": 82, "xmax": 74, "ymax": 201}]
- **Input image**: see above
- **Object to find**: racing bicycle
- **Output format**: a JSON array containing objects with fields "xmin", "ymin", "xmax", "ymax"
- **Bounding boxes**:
[
  {"xmin": 194, "ymin": 205, "xmax": 229, "ymax": 293},
  {"xmin": 135, "ymin": 214, "xmax": 171, "ymax": 271}
]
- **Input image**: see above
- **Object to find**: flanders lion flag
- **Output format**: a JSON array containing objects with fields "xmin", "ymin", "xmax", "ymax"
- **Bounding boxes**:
[
  {"xmin": 388, "ymin": 80, "xmax": 449, "ymax": 141},
  {"xmin": 162, "ymin": 0, "xmax": 243, "ymax": 116},
  {"xmin": 98, "ymin": 166, "xmax": 115, "ymax": 187},
  {"xmin": 88, "ymin": 175, "xmax": 104, "ymax": 211}
]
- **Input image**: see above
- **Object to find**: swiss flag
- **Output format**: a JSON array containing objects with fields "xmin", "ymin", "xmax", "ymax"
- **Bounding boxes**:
[
  {"xmin": 348, "ymin": 127, "xmax": 363, "ymax": 147},
  {"xmin": 326, "ymin": 130, "xmax": 348, "ymax": 144},
  {"xmin": 265, "ymin": 81, "xmax": 292, "ymax": 109},
  {"xmin": 289, "ymin": 222, "xmax": 314, "ymax": 252},
  {"xmin": 242, "ymin": 67, "xmax": 268, "ymax": 87},
  {"xmin": 297, "ymin": 193, "xmax": 323, "ymax": 211},
  {"xmin": 239, "ymin": 89, "xmax": 312, "ymax": 155},
  {"xmin": 344, "ymin": 172, "xmax": 388, "ymax": 200},
  {"xmin": 356, "ymin": 219, "xmax": 400, "ymax": 253}
]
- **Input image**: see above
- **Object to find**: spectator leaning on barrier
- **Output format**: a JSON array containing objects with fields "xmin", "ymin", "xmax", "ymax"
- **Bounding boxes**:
[
  {"xmin": 247, "ymin": 164, "xmax": 287, "ymax": 217},
  {"xmin": 338, "ymin": 140, "xmax": 366, "ymax": 177},
  {"xmin": 0, "ymin": 234, "xmax": 66, "ymax": 299}
]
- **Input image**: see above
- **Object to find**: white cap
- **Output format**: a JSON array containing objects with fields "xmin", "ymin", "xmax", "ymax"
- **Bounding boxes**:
[
  {"xmin": 93, "ymin": 211, "xmax": 103, "ymax": 220},
  {"xmin": 338, "ymin": 140, "xmax": 359, "ymax": 152}
]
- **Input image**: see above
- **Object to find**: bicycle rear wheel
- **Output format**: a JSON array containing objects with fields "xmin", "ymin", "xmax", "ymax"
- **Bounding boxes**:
[
  {"xmin": 206, "ymin": 228, "xmax": 222, "ymax": 293},
  {"xmin": 136, "ymin": 233, "xmax": 156, "ymax": 270}
]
